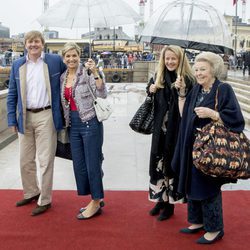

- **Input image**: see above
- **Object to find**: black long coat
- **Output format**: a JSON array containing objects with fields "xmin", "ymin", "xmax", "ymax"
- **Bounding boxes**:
[
  {"xmin": 172, "ymin": 80, "xmax": 245, "ymax": 200},
  {"xmin": 148, "ymin": 70, "xmax": 193, "ymax": 184},
  {"xmin": 243, "ymin": 51, "xmax": 250, "ymax": 65}
]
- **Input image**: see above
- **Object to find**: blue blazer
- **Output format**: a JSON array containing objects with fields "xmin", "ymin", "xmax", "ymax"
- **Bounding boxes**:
[{"xmin": 7, "ymin": 53, "xmax": 66, "ymax": 134}]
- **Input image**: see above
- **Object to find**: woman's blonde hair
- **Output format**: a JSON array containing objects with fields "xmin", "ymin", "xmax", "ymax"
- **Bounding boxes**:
[
  {"xmin": 194, "ymin": 52, "xmax": 224, "ymax": 79},
  {"xmin": 155, "ymin": 45, "xmax": 195, "ymax": 88},
  {"xmin": 62, "ymin": 42, "xmax": 81, "ymax": 57}
]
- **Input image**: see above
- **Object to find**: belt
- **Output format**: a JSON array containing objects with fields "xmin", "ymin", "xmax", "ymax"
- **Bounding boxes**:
[{"xmin": 26, "ymin": 105, "xmax": 51, "ymax": 113}]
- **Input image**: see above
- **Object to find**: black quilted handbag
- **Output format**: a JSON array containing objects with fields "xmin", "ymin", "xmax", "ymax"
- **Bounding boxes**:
[
  {"xmin": 56, "ymin": 128, "xmax": 72, "ymax": 160},
  {"xmin": 129, "ymin": 95, "xmax": 154, "ymax": 134},
  {"xmin": 56, "ymin": 141, "xmax": 72, "ymax": 160}
]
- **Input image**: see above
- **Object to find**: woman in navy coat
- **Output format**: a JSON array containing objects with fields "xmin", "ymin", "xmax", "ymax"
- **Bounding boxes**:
[{"xmin": 172, "ymin": 52, "xmax": 245, "ymax": 244}]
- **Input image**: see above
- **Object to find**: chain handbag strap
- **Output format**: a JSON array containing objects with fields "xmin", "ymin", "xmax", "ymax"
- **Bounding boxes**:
[{"xmin": 86, "ymin": 76, "xmax": 97, "ymax": 101}]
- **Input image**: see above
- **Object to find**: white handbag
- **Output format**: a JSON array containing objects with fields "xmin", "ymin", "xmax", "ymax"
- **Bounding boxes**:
[
  {"xmin": 93, "ymin": 97, "xmax": 113, "ymax": 122},
  {"xmin": 87, "ymin": 82, "xmax": 112, "ymax": 122}
]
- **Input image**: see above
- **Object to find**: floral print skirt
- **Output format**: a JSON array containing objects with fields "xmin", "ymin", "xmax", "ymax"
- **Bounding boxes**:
[
  {"xmin": 149, "ymin": 158, "xmax": 185, "ymax": 204},
  {"xmin": 149, "ymin": 158, "xmax": 169, "ymax": 202}
]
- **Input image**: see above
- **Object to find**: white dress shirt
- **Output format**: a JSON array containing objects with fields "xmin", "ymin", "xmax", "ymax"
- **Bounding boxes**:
[{"xmin": 26, "ymin": 52, "xmax": 50, "ymax": 109}]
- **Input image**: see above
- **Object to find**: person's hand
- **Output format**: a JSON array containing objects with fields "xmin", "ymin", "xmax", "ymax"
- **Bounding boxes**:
[
  {"xmin": 174, "ymin": 75, "xmax": 186, "ymax": 90},
  {"xmin": 194, "ymin": 107, "xmax": 218, "ymax": 119},
  {"xmin": 10, "ymin": 126, "xmax": 17, "ymax": 133},
  {"xmin": 85, "ymin": 58, "xmax": 98, "ymax": 75},
  {"xmin": 149, "ymin": 84, "xmax": 157, "ymax": 93}
]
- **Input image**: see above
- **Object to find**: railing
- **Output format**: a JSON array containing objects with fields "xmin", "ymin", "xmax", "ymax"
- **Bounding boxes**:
[{"xmin": 0, "ymin": 89, "xmax": 8, "ymax": 133}]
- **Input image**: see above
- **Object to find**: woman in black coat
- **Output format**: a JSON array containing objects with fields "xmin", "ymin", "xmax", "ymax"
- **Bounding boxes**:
[
  {"xmin": 147, "ymin": 45, "xmax": 195, "ymax": 221},
  {"xmin": 172, "ymin": 52, "xmax": 245, "ymax": 244}
]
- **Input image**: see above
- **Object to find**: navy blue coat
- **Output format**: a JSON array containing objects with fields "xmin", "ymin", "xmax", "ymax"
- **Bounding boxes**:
[
  {"xmin": 172, "ymin": 79, "xmax": 245, "ymax": 200},
  {"xmin": 7, "ymin": 53, "xmax": 66, "ymax": 134}
]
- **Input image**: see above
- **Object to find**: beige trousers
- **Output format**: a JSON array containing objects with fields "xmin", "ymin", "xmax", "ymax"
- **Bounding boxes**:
[{"xmin": 18, "ymin": 109, "xmax": 57, "ymax": 206}]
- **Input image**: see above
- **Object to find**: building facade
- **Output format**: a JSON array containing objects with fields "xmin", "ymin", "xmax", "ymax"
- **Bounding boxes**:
[
  {"xmin": 82, "ymin": 26, "xmax": 142, "ymax": 52},
  {"xmin": 224, "ymin": 15, "xmax": 250, "ymax": 52}
]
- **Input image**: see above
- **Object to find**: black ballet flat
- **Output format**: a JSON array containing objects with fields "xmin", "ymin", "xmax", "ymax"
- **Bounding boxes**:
[
  {"xmin": 79, "ymin": 201, "xmax": 105, "ymax": 213},
  {"xmin": 196, "ymin": 230, "xmax": 224, "ymax": 244},
  {"xmin": 180, "ymin": 226, "xmax": 204, "ymax": 234},
  {"xmin": 77, "ymin": 208, "xmax": 102, "ymax": 220}
]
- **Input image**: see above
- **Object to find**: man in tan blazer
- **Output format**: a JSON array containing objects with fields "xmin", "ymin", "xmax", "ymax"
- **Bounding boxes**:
[{"xmin": 7, "ymin": 30, "xmax": 66, "ymax": 216}]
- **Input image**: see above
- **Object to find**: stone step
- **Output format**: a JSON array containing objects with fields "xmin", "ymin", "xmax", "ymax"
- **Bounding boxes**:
[
  {"xmin": 242, "ymin": 110, "xmax": 250, "ymax": 130},
  {"xmin": 227, "ymin": 82, "xmax": 250, "ymax": 106},
  {"xmin": 233, "ymin": 88, "xmax": 250, "ymax": 99},
  {"xmin": 235, "ymin": 92, "xmax": 250, "ymax": 106},
  {"xmin": 226, "ymin": 81, "xmax": 250, "ymax": 131},
  {"xmin": 227, "ymin": 77, "xmax": 250, "ymax": 86},
  {"xmin": 228, "ymin": 81, "xmax": 250, "ymax": 93},
  {"xmin": 0, "ymin": 128, "xmax": 17, "ymax": 150},
  {"xmin": 238, "ymin": 101, "xmax": 250, "ymax": 113}
]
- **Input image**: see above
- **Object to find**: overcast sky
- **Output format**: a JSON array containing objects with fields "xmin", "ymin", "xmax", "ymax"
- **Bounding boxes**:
[{"xmin": 0, "ymin": 0, "xmax": 249, "ymax": 38}]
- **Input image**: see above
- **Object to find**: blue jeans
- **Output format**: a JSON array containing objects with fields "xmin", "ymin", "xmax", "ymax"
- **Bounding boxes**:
[{"xmin": 69, "ymin": 112, "xmax": 104, "ymax": 200}]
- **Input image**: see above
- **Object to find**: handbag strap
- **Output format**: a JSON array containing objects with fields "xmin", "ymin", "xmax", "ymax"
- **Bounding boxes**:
[
  {"xmin": 215, "ymin": 83, "xmax": 223, "ymax": 111},
  {"xmin": 86, "ymin": 77, "xmax": 97, "ymax": 101},
  {"xmin": 215, "ymin": 88, "xmax": 219, "ymax": 111}
]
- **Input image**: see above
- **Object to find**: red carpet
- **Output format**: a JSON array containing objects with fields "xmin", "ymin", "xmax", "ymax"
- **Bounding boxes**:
[{"xmin": 0, "ymin": 190, "xmax": 249, "ymax": 250}]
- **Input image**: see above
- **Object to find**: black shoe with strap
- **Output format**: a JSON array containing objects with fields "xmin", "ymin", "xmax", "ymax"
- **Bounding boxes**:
[
  {"xmin": 157, "ymin": 202, "xmax": 174, "ymax": 221},
  {"xmin": 149, "ymin": 202, "xmax": 165, "ymax": 216},
  {"xmin": 16, "ymin": 194, "xmax": 40, "ymax": 207}
]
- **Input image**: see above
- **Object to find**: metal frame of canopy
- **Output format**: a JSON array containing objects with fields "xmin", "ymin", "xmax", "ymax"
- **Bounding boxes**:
[{"xmin": 148, "ymin": 37, "xmax": 234, "ymax": 55}]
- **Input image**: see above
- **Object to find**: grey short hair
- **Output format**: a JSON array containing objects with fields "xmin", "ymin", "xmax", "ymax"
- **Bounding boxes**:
[
  {"xmin": 62, "ymin": 42, "xmax": 81, "ymax": 57},
  {"xmin": 194, "ymin": 52, "xmax": 224, "ymax": 79}
]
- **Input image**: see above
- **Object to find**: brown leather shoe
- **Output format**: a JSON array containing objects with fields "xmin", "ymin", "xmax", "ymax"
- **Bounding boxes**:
[
  {"xmin": 31, "ymin": 203, "xmax": 51, "ymax": 216},
  {"xmin": 16, "ymin": 194, "xmax": 40, "ymax": 207}
]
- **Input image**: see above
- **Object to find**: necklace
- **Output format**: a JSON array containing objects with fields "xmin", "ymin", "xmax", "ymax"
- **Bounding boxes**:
[
  {"xmin": 63, "ymin": 70, "xmax": 74, "ymax": 109},
  {"xmin": 63, "ymin": 66, "xmax": 82, "ymax": 109},
  {"xmin": 201, "ymin": 88, "xmax": 211, "ymax": 94}
]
